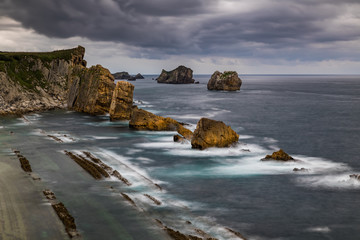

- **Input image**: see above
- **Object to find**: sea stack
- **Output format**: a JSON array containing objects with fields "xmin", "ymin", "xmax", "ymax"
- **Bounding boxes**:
[
  {"xmin": 109, "ymin": 81, "xmax": 134, "ymax": 120},
  {"xmin": 157, "ymin": 65, "xmax": 195, "ymax": 84},
  {"xmin": 112, "ymin": 71, "xmax": 132, "ymax": 79},
  {"xmin": 207, "ymin": 71, "xmax": 242, "ymax": 91},
  {"xmin": 191, "ymin": 118, "xmax": 239, "ymax": 150}
]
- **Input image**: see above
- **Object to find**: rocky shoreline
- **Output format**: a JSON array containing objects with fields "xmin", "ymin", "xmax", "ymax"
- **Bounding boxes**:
[{"xmin": 0, "ymin": 46, "xmax": 247, "ymax": 240}]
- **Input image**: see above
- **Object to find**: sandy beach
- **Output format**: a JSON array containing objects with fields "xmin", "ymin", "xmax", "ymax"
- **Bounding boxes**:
[{"xmin": 0, "ymin": 132, "xmax": 68, "ymax": 240}]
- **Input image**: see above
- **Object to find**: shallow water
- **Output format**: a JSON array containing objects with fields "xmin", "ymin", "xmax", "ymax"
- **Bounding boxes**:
[{"xmin": 1, "ymin": 74, "xmax": 360, "ymax": 239}]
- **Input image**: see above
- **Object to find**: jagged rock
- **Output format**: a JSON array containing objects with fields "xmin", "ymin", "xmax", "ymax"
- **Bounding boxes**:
[
  {"xmin": 134, "ymin": 73, "xmax": 144, "ymax": 79},
  {"xmin": 263, "ymin": 149, "xmax": 294, "ymax": 161},
  {"xmin": 157, "ymin": 65, "xmax": 195, "ymax": 84},
  {"xmin": 112, "ymin": 71, "xmax": 131, "ymax": 79},
  {"xmin": 129, "ymin": 107, "xmax": 179, "ymax": 131},
  {"xmin": 69, "ymin": 64, "xmax": 115, "ymax": 115},
  {"xmin": 191, "ymin": 118, "xmax": 239, "ymax": 150},
  {"xmin": 207, "ymin": 71, "xmax": 242, "ymax": 91},
  {"xmin": 109, "ymin": 81, "xmax": 134, "ymax": 120}
]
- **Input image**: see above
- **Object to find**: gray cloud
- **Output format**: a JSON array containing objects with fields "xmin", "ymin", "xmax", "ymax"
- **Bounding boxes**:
[{"xmin": 1, "ymin": 0, "xmax": 360, "ymax": 61}]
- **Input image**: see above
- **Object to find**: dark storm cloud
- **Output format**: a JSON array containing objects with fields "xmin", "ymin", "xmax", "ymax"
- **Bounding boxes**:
[{"xmin": 1, "ymin": 0, "xmax": 360, "ymax": 60}]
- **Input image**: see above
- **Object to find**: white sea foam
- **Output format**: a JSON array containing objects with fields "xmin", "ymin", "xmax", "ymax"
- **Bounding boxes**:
[
  {"xmin": 297, "ymin": 173, "xmax": 360, "ymax": 189},
  {"xmin": 92, "ymin": 136, "xmax": 119, "ymax": 140},
  {"xmin": 306, "ymin": 226, "xmax": 331, "ymax": 233},
  {"xmin": 126, "ymin": 148, "xmax": 143, "ymax": 155}
]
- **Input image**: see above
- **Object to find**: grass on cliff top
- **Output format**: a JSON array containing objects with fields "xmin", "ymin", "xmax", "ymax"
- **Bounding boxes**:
[
  {"xmin": 0, "ymin": 46, "xmax": 84, "ymax": 91},
  {"xmin": 0, "ymin": 46, "xmax": 83, "ymax": 63}
]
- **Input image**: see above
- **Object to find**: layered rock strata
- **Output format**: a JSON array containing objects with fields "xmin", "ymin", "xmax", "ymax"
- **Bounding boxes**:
[
  {"xmin": 207, "ymin": 71, "xmax": 242, "ymax": 91},
  {"xmin": 109, "ymin": 81, "xmax": 134, "ymax": 120}
]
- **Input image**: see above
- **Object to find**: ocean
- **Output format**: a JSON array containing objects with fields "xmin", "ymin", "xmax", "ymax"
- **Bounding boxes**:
[{"xmin": 1, "ymin": 74, "xmax": 360, "ymax": 240}]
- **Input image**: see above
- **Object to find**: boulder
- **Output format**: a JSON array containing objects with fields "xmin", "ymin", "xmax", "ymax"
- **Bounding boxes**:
[
  {"xmin": 112, "ymin": 71, "xmax": 131, "ymax": 79},
  {"xmin": 135, "ymin": 73, "xmax": 144, "ymax": 79},
  {"xmin": 207, "ymin": 71, "xmax": 242, "ymax": 91},
  {"xmin": 157, "ymin": 65, "xmax": 195, "ymax": 84},
  {"xmin": 173, "ymin": 134, "xmax": 186, "ymax": 143},
  {"xmin": 109, "ymin": 81, "xmax": 134, "ymax": 120},
  {"xmin": 191, "ymin": 118, "xmax": 239, "ymax": 150},
  {"xmin": 263, "ymin": 149, "xmax": 294, "ymax": 161}
]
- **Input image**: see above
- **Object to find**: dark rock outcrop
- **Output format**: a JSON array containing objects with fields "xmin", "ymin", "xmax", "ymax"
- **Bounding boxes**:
[
  {"xmin": 134, "ymin": 73, "xmax": 144, "ymax": 79},
  {"xmin": 191, "ymin": 118, "xmax": 239, "ymax": 150},
  {"xmin": 68, "ymin": 64, "xmax": 115, "ymax": 115},
  {"xmin": 207, "ymin": 71, "xmax": 242, "ymax": 91},
  {"xmin": 263, "ymin": 149, "xmax": 294, "ymax": 161},
  {"xmin": 112, "ymin": 71, "xmax": 131, "ymax": 79},
  {"xmin": 109, "ymin": 81, "xmax": 134, "ymax": 120},
  {"xmin": 157, "ymin": 65, "xmax": 195, "ymax": 84},
  {"xmin": 127, "ymin": 76, "xmax": 136, "ymax": 81}
]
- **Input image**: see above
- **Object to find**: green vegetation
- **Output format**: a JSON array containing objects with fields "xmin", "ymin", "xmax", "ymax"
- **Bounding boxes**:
[
  {"xmin": 0, "ymin": 46, "xmax": 84, "ymax": 91},
  {"xmin": 221, "ymin": 71, "xmax": 236, "ymax": 79}
]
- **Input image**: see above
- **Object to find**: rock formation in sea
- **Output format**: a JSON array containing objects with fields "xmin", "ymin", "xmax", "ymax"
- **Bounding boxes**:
[
  {"xmin": 112, "ymin": 71, "xmax": 131, "ymax": 79},
  {"xmin": 262, "ymin": 149, "xmax": 294, "ymax": 161},
  {"xmin": 207, "ymin": 71, "xmax": 242, "ymax": 91},
  {"xmin": 157, "ymin": 65, "xmax": 195, "ymax": 84},
  {"xmin": 109, "ymin": 81, "xmax": 134, "ymax": 120},
  {"xmin": 191, "ymin": 118, "xmax": 239, "ymax": 150},
  {"xmin": 0, "ymin": 46, "xmax": 87, "ymax": 115},
  {"xmin": 129, "ymin": 107, "xmax": 179, "ymax": 131},
  {"xmin": 129, "ymin": 107, "xmax": 194, "ymax": 139},
  {"xmin": 134, "ymin": 73, "xmax": 144, "ymax": 79},
  {"xmin": 68, "ymin": 64, "xmax": 115, "ymax": 115}
]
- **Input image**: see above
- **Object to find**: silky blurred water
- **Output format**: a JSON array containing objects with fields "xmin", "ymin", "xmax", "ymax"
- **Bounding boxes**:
[{"xmin": 1, "ymin": 74, "xmax": 360, "ymax": 240}]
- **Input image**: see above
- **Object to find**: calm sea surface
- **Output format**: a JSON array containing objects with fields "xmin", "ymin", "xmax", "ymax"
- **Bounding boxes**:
[{"xmin": 1, "ymin": 75, "xmax": 360, "ymax": 240}]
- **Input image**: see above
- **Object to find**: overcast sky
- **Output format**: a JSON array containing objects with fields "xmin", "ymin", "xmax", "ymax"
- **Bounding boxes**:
[{"xmin": 1, "ymin": 0, "xmax": 360, "ymax": 74}]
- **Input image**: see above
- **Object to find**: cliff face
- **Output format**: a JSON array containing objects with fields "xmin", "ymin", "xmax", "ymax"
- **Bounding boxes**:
[
  {"xmin": 0, "ymin": 46, "xmax": 116, "ymax": 116},
  {"xmin": 0, "ymin": 46, "xmax": 86, "ymax": 114},
  {"xmin": 68, "ymin": 65, "xmax": 115, "ymax": 115}
]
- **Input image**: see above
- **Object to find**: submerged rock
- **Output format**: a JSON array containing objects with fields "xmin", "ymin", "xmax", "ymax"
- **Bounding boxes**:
[
  {"xmin": 109, "ymin": 81, "xmax": 134, "ymax": 120},
  {"xmin": 157, "ymin": 65, "xmax": 195, "ymax": 84},
  {"xmin": 293, "ymin": 168, "xmax": 309, "ymax": 172},
  {"xmin": 191, "ymin": 118, "xmax": 239, "ymax": 150},
  {"xmin": 263, "ymin": 149, "xmax": 294, "ymax": 161},
  {"xmin": 207, "ymin": 71, "xmax": 242, "ymax": 91}
]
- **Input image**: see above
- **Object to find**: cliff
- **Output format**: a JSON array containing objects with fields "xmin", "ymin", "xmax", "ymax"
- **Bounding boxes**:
[
  {"xmin": 0, "ymin": 46, "xmax": 87, "ymax": 114},
  {"xmin": 0, "ymin": 46, "xmax": 116, "ymax": 116}
]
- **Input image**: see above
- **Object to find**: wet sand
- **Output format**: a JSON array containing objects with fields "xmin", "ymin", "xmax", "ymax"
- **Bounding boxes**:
[{"xmin": 0, "ymin": 145, "xmax": 68, "ymax": 239}]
